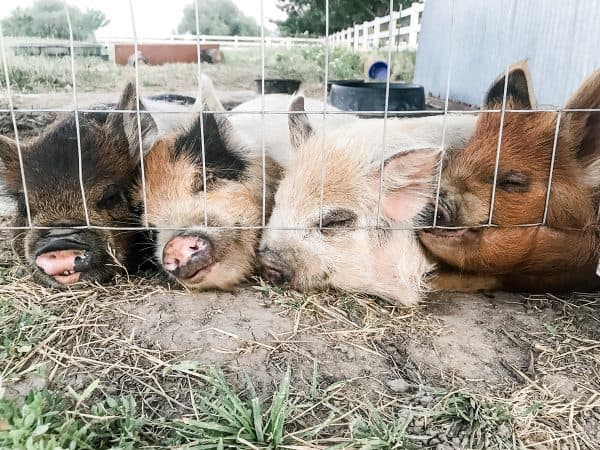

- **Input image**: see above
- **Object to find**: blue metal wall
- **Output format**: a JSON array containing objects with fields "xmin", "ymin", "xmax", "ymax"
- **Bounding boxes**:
[{"xmin": 413, "ymin": 0, "xmax": 600, "ymax": 107}]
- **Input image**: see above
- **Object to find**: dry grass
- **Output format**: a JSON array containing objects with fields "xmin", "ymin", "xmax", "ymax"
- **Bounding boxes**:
[{"xmin": 1, "ymin": 232, "xmax": 599, "ymax": 448}]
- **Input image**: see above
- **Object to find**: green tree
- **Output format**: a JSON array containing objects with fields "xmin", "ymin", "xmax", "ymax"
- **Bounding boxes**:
[
  {"xmin": 178, "ymin": 0, "xmax": 261, "ymax": 36},
  {"xmin": 1, "ymin": 0, "xmax": 109, "ymax": 41},
  {"xmin": 277, "ymin": 0, "xmax": 418, "ymax": 36}
]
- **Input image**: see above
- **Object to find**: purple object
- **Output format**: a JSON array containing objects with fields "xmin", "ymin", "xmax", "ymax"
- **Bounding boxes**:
[{"xmin": 368, "ymin": 61, "xmax": 389, "ymax": 81}]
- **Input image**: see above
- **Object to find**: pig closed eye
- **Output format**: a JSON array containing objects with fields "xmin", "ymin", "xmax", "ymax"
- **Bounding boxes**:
[
  {"xmin": 495, "ymin": 171, "xmax": 530, "ymax": 193},
  {"xmin": 192, "ymin": 172, "xmax": 217, "ymax": 193},
  {"xmin": 318, "ymin": 209, "xmax": 357, "ymax": 233},
  {"xmin": 15, "ymin": 192, "xmax": 33, "ymax": 217},
  {"xmin": 97, "ymin": 184, "xmax": 125, "ymax": 210}
]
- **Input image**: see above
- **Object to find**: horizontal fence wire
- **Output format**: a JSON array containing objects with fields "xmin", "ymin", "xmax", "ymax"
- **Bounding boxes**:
[
  {"xmin": 0, "ymin": 1, "xmax": 598, "ymax": 236},
  {"xmin": 2, "ymin": 108, "xmax": 599, "ymax": 114},
  {"xmin": 0, "ymin": 223, "xmax": 593, "ymax": 232}
]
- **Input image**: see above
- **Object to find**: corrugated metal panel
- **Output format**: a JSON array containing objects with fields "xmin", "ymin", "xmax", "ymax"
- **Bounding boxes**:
[{"xmin": 413, "ymin": 0, "xmax": 600, "ymax": 107}]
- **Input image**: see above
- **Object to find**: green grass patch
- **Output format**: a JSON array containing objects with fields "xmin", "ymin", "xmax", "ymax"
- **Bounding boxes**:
[
  {"xmin": 0, "ymin": 300, "xmax": 53, "ymax": 383},
  {"xmin": 0, "ymin": 368, "xmax": 296, "ymax": 450}
]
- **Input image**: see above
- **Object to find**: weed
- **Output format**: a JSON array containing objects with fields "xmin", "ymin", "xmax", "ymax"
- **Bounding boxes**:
[
  {"xmin": 431, "ymin": 391, "xmax": 516, "ymax": 448},
  {"xmin": 0, "ymin": 388, "xmax": 152, "ymax": 450},
  {"xmin": 346, "ymin": 408, "xmax": 418, "ymax": 449},
  {"xmin": 173, "ymin": 367, "xmax": 293, "ymax": 449},
  {"xmin": 0, "ymin": 300, "xmax": 52, "ymax": 382}
]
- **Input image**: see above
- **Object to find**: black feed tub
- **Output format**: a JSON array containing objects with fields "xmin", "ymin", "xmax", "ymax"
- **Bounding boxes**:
[
  {"xmin": 255, "ymin": 78, "xmax": 301, "ymax": 94},
  {"xmin": 329, "ymin": 81, "xmax": 425, "ymax": 116}
]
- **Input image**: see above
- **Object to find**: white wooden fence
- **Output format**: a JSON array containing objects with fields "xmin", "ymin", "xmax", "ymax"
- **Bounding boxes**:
[
  {"xmin": 101, "ymin": 35, "xmax": 321, "ymax": 49},
  {"xmin": 329, "ymin": 2, "xmax": 424, "ymax": 51}
]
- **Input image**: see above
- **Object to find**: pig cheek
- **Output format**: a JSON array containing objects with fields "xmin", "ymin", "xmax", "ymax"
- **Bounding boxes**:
[
  {"xmin": 107, "ymin": 231, "xmax": 128, "ymax": 264},
  {"xmin": 156, "ymin": 231, "xmax": 177, "ymax": 263}
]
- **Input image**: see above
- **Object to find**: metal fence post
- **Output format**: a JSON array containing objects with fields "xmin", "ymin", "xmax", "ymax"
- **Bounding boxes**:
[{"xmin": 408, "ymin": 2, "xmax": 420, "ymax": 49}]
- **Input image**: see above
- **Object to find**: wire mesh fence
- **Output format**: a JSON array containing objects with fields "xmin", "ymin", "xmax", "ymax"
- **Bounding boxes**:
[{"xmin": 0, "ymin": 0, "xmax": 597, "ymax": 235}]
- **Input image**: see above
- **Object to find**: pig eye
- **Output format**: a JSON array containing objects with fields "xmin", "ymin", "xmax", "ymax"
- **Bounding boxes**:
[
  {"xmin": 319, "ymin": 209, "xmax": 357, "ymax": 232},
  {"xmin": 495, "ymin": 171, "xmax": 530, "ymax": 193},
  {"xmin": 15, "ymin": 192, "xmax": 33, "ymax": 217},
  {"xmin": 192, "ymin": 172, "xmax": 217, "ymax": 193},
  {"xmin": 97, "ymin": 184, "xmax": 125, "ymax": 210}
]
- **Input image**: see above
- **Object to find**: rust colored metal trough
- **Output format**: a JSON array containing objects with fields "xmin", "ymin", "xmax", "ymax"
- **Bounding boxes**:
[{"xmin": 114, "ymin": 43, "xmax": 220, "ymax": 65}]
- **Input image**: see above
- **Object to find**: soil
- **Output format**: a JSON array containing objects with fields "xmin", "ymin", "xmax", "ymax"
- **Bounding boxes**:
[{"xmin": 119, "ymin": 290, "xmax": 391, "ymax": 390}]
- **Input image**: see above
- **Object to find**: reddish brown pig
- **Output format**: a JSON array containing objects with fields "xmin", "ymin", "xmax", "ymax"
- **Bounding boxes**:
[{"xmin": 419, "ymin": 62, "xmax": 600, "ymax": 292}]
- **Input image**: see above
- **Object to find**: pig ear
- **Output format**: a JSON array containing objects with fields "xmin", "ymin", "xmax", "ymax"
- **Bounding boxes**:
[
  {"xmin": 193, "ymin": 74, "xmax": 225, "ymax": 112},
  {"xmin": 0, "ymin": 136, "xmax": 26, "ymax": 191},
  {"xmin": 484, "ymin": 60, "xmax": 536, "ymax": 109},
  {"xmin": 563, "ymin": 69, "xmax": 600, "ymax": 163},
  {"xmin": 371, "ymin": 148, "xmax": 440, "ymax": 223},
  {"xmin": 0, "ymin": 136, "xmax": 18, "ymax": 171},
  {"xmin": 108, "ymin": 82, "xmax": 158, "ymax": 158},
  {"xmin": 288, "ymin": 96, "xmax": 314, "ymax": 150}
]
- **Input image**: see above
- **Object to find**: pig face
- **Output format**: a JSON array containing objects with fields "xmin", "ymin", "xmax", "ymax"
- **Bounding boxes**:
[
  {"xmin": 0, "ymin": 83, "xmax": 157, "ymax": 287},
  {"xmin": 258, "ymin": 97, "xmax": 438, "ymax": 305},
  {"xmin": 419, "ymin": 63, "xmax": 600, "ymax": 285},
  {"xmin": 140, "ymin": 111, "xmax": 281, "ymax": 290}
]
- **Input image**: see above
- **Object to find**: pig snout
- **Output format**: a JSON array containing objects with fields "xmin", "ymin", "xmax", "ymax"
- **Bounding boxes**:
[
  {"xmin": 259, "ymin": 248, "xmax": 294, "ymax": 284},
  {"xmin": 162, "ymin": 234, "xmax": 214, "ymax": 281},
  {"xmin": 35, "ymin": 247, "xmax": 91, "ymax": 285}
]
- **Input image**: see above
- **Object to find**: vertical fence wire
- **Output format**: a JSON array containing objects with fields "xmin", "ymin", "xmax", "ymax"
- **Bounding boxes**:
[
  {"xmin": 128, "ymin": 0, "xmax": 149, "ymax": 228},
  {"xmin": 194, "ymin": 0, "xmax": 209, "ymax": 227},
  {"xmin": 318, "ymin": 0, "xmax": 330, "ymax": 229},
  {"xmin": 487, "ymin": 0, "xmax": 517, "ymax": 225},
  {"xmin": 430, "ymin": 0, "xmax": 456, "ymax": 228},
  {"xmin": 375, "ymin": 0, "xmax": 398, "ymax": 226},
  {"xmin": 541, "ymin": 111, "xmax": 562, "ymax": 224},
  {"xmin": 0, "ymin": 22, "xmax": 32, "ymax": 228},
  {"xmin": 63, "ymin": 2, "xmax": 91, "ymax": 226},
  {"xmin": 260, "ymin": 0, "xmax": 267, "ymax": 227}
]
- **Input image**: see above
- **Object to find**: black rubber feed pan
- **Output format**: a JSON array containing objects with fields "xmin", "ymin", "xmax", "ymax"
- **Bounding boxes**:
[
  {"xmin": 255, "ymin": 78, "xmax": 301, "ymax": 94},
  {"xmin": 326, "ymin": 79, "xmax": 362, "ymax": 93},
  {"xmin": 147, "ymin": 94, "xmax": 197, "ymax": 105},
  {"xmin": 329, "ymin": 81, "xmax": 425, "ymax": 115}
]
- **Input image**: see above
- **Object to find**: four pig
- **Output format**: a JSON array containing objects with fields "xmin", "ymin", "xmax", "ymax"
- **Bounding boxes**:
[{"xmin": 2, "ymin": 67, "xmax": 599, "ymax": 301}]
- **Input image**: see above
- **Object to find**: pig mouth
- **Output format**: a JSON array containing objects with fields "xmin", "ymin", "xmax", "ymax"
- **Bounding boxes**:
[
  {"xmin": 52, "ymin": 272, "xmax": 82, "ymax": 284},
  {"xmin": 180, "ymin": 261, "xmax": 218, "ymax": 285},
  {"xmin": 420, "ymin": 227, "xmax": 479, "ymax": 242},
  {"xmin": 34, "ymin": 239, "xmax": 95, "ymax": 285}
]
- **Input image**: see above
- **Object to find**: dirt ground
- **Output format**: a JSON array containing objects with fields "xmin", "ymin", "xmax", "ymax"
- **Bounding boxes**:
[{"xmin": 1, "ymin": 91, "xmax": 599, "ymax": 448}]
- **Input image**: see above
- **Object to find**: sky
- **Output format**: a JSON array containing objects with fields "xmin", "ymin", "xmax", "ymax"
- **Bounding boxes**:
[{"xmin": 0, "ymin": 0, "xmax": 286, "ymax": 37}]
